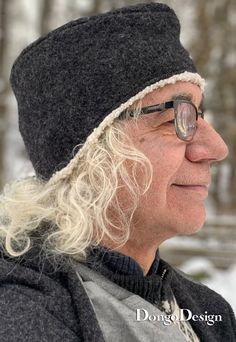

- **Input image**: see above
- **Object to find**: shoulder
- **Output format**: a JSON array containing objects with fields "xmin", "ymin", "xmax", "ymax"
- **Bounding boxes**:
[
  {"xmin": 0, "ymin": 247, "xmax": 81, "ymax": 341},
  {"xmin": 171, "ymin": 263, "xmax": 233, "ymax": 311},
  {"xmin": 161, "ymin": 259, "xmax": 236, "ymax": 341}
]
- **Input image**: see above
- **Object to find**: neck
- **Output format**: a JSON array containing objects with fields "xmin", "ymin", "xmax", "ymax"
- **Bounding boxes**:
[{"xmin": 102, "ymin": 240, "xmax": 159, "ymax": 275}]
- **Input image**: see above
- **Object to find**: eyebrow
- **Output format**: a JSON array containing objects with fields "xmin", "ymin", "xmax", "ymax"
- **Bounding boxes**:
[
  {"xmin": 171, "ymin": 92, "xmax": 204, "ymax": 111},
  {"xmin": 171, "ymin": 93, "xmax": 193, "ymax": 102}
]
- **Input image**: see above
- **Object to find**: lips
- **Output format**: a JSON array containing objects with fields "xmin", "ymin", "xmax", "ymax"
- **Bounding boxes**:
[
  {"xmin": 172, "ymin": 183, "xmax": 209, "ymax": 198},
  {"xmin": 173, "ymin": 184, "xmax": 209, "ymax": 188}
]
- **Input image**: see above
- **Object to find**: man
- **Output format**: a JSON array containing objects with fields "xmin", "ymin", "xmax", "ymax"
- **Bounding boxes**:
[{"xmin": 0, "ymin": 3, "xmax": 235, "ymax": 342}]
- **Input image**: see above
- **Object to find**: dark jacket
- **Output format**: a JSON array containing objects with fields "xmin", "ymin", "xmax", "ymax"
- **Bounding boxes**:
[{"xmin": 0, "ymin": 244, "xmax": 235, "ymax": 342}]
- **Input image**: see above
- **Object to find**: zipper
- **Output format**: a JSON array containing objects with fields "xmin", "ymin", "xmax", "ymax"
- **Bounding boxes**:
[{"xmin": 160, "ymin": 268, "xmax": 167, "ymax": 280}]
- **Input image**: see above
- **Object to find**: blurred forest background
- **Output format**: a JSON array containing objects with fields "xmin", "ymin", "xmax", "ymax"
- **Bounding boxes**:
[{"xmin": 0, "ymin": 0, "xmax": 236, "ymax": 308}]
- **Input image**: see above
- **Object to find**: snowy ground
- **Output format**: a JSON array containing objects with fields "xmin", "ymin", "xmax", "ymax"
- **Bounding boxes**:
[
  {"xmin": 161, "ymin": 212, "xmax": 236, "ymax": 315},
  {"xmin": 180, "ymin": 257, "xmax": 236, "ymax": 313},
  {"xmin": 204, "ymin": 263, "xmax": 236, "ymax": 313}
]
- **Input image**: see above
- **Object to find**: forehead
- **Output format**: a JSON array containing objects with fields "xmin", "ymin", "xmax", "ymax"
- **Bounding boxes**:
[{"xmin": 141, "ymin": 81, "xmax": 203, "ymax": 107}]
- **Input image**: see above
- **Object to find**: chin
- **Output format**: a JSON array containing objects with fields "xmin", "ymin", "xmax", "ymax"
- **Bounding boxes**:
[
  {"xmin": 174, "ymin": 206, "xmax": 206, "ymax": 236},
  {"xmin": 182, "ymin": 222, "xmax": 205, "ymax": 236},
  {"xmin": 183, "ymin": 216, "xmax": 205, "ymax": 235}
]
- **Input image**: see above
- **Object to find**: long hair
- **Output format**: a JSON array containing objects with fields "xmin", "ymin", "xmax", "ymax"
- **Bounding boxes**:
[{"xmin": 0, "ymin": 107, "xmax": 153, "ymax": 261}]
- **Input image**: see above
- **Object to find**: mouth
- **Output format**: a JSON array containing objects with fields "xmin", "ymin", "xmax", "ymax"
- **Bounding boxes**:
[
  {"xmin": 172, "ymin": 183, "xmax": 209, "ymax": 198},
  {"xmin": 173, "ymin": 184, "xmax": 209, "ymax": 189}
]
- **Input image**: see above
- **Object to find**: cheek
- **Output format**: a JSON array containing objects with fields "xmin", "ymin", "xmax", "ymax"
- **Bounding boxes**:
[
  {"xmin": 146, "ymin": 143, "xmax": 186, "ymax": 187},
  {"xmin": 130, "ymin": 128, "xmax": 187, "ymax": 203},
  {"xmin": 140, "ymin": 151, "xmax": 186, "ymax": 212}
]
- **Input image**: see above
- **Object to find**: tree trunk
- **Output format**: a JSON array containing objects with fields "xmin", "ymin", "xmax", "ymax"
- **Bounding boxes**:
[
  {"xmin": 39, "ymin": 0, "xmax": 54, "ymax": 36},
  {"xmin": 0, "ymin": 0, "xmax": 8, "ymax": 191}
]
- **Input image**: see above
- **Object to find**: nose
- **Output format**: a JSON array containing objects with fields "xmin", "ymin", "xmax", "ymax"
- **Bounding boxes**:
[{"xmin": 185, "ymin": 118, "xmax": 229, "ymax": 163}]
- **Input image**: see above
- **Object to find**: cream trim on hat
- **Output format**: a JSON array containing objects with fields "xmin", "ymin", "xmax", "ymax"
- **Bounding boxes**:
[{"xmin": 49, "ymin": 71, "xmax": 205, "ymax": 185}]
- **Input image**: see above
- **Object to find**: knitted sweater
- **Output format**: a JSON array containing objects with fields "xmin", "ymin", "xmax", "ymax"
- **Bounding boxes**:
[{"xmin": 0, "ymin": 243, "xmax": 235, "ymax": 342}]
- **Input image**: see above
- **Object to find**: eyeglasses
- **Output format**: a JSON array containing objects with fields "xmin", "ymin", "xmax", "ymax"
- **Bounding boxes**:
[{"xmin": 120, "ymin": 100, "xmax": 204, "ymax": 142}]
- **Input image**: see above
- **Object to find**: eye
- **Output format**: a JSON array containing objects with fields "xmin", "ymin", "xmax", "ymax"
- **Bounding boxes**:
[{"xmin": 165, "ymin": 119, "xmax": 175, "ymax": 125}]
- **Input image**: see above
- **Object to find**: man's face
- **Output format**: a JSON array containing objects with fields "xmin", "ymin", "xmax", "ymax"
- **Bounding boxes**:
[{"xmin": 124, "ymin": 81, "xmax": 228, "ymax": 244}]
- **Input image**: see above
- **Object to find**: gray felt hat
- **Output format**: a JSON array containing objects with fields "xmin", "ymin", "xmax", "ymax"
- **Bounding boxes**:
[{"xmin": 10, "ymin": 2, "xmax": 205, "ymax": 182}]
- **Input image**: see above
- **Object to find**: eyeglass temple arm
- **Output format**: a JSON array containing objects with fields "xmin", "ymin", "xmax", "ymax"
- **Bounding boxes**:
[
  {"xmin": 141, "ymin": 101, "xmax": 174, "ymax": 115},
  {"xmin": 119, "ymin": 101, "xmax": 174, "ymax": 119}
]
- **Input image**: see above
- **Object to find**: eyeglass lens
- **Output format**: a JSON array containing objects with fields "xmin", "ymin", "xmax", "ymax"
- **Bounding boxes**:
[{"xmin": 175, "ymin": 102, "xmax": 197, "ymax": 141}]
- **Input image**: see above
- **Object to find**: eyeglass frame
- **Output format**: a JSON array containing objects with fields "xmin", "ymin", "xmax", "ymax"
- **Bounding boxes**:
[{"xmin": 119, "ymin": 99, "xmax": 204, "ymax": 141}]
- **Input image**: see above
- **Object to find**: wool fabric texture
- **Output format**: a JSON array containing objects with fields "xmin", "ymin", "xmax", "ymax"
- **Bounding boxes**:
[
  {"xmin": 86, "ymin": 247, "xmax": 167, "ymax": 310},
  {"xmin": 0, "ymin": 242, "xmax": 236, "ymax": 341},
  {"xmin": 10, "ymin": 2, "xmax": 201, "ymax": 180}
]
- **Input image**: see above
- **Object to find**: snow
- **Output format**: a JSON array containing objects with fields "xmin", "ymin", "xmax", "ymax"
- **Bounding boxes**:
[
  {"xmin": 180, "ymin": 257, "xmax": 236, "ymax": 312},
  {"xmin": 76, "ymin": 0, "xmax": 94, "ymax": 13},
  {"xmin": 204, "ymin": 264, "xmax": 236, "ymax": 313},
  {"xmin": 180, "ymin": 257, "xmax": 215, "ymax": 275},
  {"xmin": 162, "ymin": 212, "xmax": 236, "ymax": 313},
  {"xmin": 206, "ymin": 213, "xmax": 236, "ymax": 226}
]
